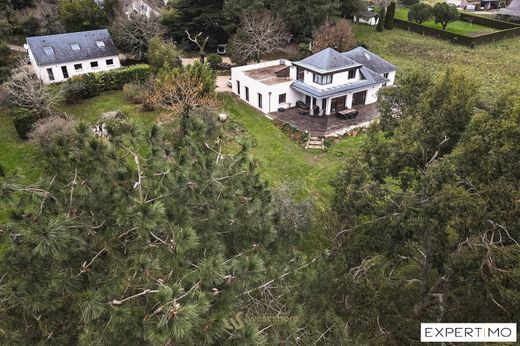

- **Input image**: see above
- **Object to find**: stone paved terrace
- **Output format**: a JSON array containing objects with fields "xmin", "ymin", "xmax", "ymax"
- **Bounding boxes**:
[
  {"xmin": 269, "ymin": 104, "xmax": 380, "ymax": 137},
  {"xmin": 243, "ymin": 65, "xmax": 292, "ymax": 85}
]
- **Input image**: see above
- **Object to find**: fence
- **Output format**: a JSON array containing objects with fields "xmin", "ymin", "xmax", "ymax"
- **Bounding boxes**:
[{"xmin": 394, "ymin": 18, "xmax": 520, "ymax": 47}]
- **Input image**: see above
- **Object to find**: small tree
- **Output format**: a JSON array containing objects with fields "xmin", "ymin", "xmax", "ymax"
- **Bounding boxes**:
[
  {"xmin": 5, "ymin": 65, "xmax": 62, "ymax": 118},
  {"xmin": 228, "ymin": 11, "xmax": 289, "ymax": 64},
  {"xmin": 432, "ymin": 3, "xmax": 459, "ymax": 31},
  {"xmin": 376, "ymin": 7, "xmax": 385, "ymax": 32},
  {"xmin": 185, "ymin": 31, "xmax": 210, "ymax": 63},
  {"xmin": 384, "ymin": 2, "xmax": 396, "ymax": 29},
  {"xmin": 148, "ymin": 37, "xmax": 182, "ymax": 73},
  {"xmin": 112, "ymin": 11, "xmax": 164, "ymax": 60},
  {"xmin": 311, "ymin": 19, "xmax": 357, "ymax": 53},
  {"xmin": 408, "ymin": 3, "xmax": 433, "ymax": 24}
]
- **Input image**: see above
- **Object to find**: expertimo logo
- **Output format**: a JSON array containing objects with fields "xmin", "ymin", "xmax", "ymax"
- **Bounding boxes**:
[{"xmin": 421, "ymin": 323, "xmax": 517, "ymax": 343}]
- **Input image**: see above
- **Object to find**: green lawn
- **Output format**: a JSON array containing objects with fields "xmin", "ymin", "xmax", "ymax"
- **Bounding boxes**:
[
  {"xmin": 354, "ymin": 24, "xmax": 520, "ymax": 105},
  {"xmin": 220, "ymin": 93, "xmax": 365, "ymax": 207},
  {"xmin": 395, "ymin": 7, "xmax": 498, "ymax": 35}
]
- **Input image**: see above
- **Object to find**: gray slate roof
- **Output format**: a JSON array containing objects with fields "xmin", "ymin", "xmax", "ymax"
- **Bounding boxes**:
[
  {"xmin": 290, "ymin": 66, "xmax": 389, "ymax": 98},
  {"xmin": 294, "ymin": 48, "xmax": 361, "ymax": 74},
  {"xmin": 27, "ymin": 29, "xmax": 119, "ymax": 66},
  {"xmin": 343, "ymin": 46, "xmax": 396, "ymax": 74}
]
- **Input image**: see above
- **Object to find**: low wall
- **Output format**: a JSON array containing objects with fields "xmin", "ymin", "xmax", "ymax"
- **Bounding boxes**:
[
  {"xmin": 459, "ymin": 13, "xmax": 520, "ymax": 30},
  {"xmin": 394, "ymin": 18, "xmax": 520, "ymax": 47}
]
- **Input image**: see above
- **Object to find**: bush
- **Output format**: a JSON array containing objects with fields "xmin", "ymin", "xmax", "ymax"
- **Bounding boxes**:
[
  {"xmin": 11, "ymin": 108, "xmax": 37, "ymax": 139},
  {"xmin": 402, "ymin": 0, "xmax": 420, "ymax": 5},
  {"xmin": 206, "ymin": 54, "xmax": 223, "ymax": 70},
  {"xmin": 148, "ymin": 37, "xmax": 182, "ymax": 73},
  {"xmin": 385, "ymin": 2, "xmax": 396, "ymax": 30},
  {"xmin": 123, "ymin": 80, "xmax": 156, "ymax": 110},
  {"xmin": 62, "ymin": 64, "xmax": 151, "ymax": 103},
  {"xmin": 29, "ymin": 115, "xmax": 76, "ymax": 150}
]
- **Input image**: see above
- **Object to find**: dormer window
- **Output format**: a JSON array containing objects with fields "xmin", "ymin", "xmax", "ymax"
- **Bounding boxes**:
[
  {"xmin": 348, "ymin": 69, "xmax": 356, "ymax": 79},
  {"xmin": 70, "ymin": 43, "xmax": 80, "ymax": 51},
  {"xmin": 43, "ymin": 46, "xmax": 54, "ymax": 56},
  {"xmin": 313, "ymin": 73, "xmax": 332, "ymax": 85},
  {"xmin": 96, "ymin": 40, "xmax": 105, "ymax": 48}
]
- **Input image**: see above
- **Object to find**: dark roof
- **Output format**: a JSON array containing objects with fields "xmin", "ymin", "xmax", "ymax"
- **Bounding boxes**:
[
  {"xmin": 294, "ymin": 48, "xmax": 360, "ymax": 74},
  {"xmin": 290, "ymin": 67, "xmax": 389, "ymax": 98},
  {"xmin": 343, "ymin": 46, "xmax": 396, "ymax": 74},
  {"xmin": 27, "ymin": 29, "xmax": 119, "ymax": 66}
]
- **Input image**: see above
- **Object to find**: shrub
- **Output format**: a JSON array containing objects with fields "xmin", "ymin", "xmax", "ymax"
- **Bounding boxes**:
[
  {"xmin": 408, "ymin": 3, "xmax": 433, "ymax": 24},
  {"xmin": 11, "ymin": 108, "xmax": 37, "ymax": 139},
  {"xmin": 206, "ymin": 54, "xmax": 223, "ymax": 70},
  {"xmin": 62, "ymin": 64, "xmax": 151, "ymax": 103},
  {"xmin": 402, "ymin": 0, "xmax": 420, "ymax": 5},
  {"xmin": 148, "ymin": 37, "xmax": 181, "ymax": 73},
  {"xmin": 377, "ymin": 7, "xmax": 386, "ymax": 32},
  {"xmin": 29, "ymin": 115, "xmax": 76, "ymax": 150}
]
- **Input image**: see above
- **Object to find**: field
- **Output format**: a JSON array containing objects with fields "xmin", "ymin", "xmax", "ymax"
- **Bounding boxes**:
[{"xmin": 394, "ymin": 7, "xmax": 498, "ymax": 35}]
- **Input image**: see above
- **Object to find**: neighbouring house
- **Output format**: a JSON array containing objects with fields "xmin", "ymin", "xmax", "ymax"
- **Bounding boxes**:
[
  {"xmin": 25, "ymin": 29, "xmax": 121, "ymax": 84},
  {"xmin": 230, "ymin": 47, "xmax": 396, "ymax": 116},
  {"xmin": 353, "ymin": 7, "xmax": 380, "ymax": 26}
]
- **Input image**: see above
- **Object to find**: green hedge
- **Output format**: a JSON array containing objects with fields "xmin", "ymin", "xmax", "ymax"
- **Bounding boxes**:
[
  {"xmin": 11, "ymin": 108, "xmax": 37, "ymax": 140},
  {"xmin": 63, "ymin": 64, "xmax": 151, "ymax": 103}
]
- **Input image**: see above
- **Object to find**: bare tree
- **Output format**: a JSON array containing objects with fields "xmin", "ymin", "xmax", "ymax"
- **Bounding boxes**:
[
  {"xmin": 31, "ymin": 0, "xmax": 64, "ymax": 35},
  {"xmin": 311, "ymin": 19, "xmax": 357, "ymax": 53},
  {"xmin": 228, "ymin": 11, "xmax": 289, "ymax": 64},
  {"xmin": 29, "ymin": 115, "xmax": 76, "ymax": 150},
  {"xmin": 5, "ymin": 65, "xmax": 62, "ymax": 117},
  {"xmin": 185, "ymin": 31, "xmax": 209, "ymax": 63},
  {"xmin": 111, "ymin": 10, "xmax": 164, "ymax": 60}
]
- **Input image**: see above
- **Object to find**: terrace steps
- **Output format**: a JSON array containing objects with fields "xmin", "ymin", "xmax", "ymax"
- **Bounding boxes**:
[{"xmin": 305, "ymin": 134, "xmax": 325, "ymax": 151}]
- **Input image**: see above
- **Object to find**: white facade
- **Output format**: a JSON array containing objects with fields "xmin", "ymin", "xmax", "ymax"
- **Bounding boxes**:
[
  {"xmin": 231, "ymin": 50, "xmax": 396, "ymax": 117},
  {"xmin": 231, "ymin": 60, "xmax": 301, "ymax": 114},
  {"xmin": 27, "ymin": 48, "xmax": 121, "ymax": 84}
]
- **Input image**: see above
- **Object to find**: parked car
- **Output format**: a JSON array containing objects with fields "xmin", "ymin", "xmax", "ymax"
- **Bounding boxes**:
[{"xmin": 226, "ymin": 78, "xmax": 232, "ymax": 87}]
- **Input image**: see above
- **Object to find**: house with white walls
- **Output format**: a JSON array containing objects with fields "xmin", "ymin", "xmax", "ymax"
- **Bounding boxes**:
[
  {"xmin": 25, "ymin": 29, "xmax": 121, "ymax": 84},
  {"xmin": 230, "ymin": 47, "xmax": 396, "ymax": 116}
]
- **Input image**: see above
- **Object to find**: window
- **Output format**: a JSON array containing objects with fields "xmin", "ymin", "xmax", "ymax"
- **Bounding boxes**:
[
  {"xmin": 74, "ymin": 63, "xmax": 83, "ymax": 70},
  {"xmin": 245, "ymin": 87, "xmax": 249, "ymax": 101},
  {"xmin": 96, "ymin": 40, "xmax": 105, "ymax": 48},
  {"xmin": 237, "ymin": 80, "xmax": 241, "ymax": 95},
  {"xmin": 61, "ymin": 66, "xmax": 69, "ymax": 79},
  {"xmin": 70, "ymin": 43, "xmax": 80, "ymax": 51},
  {"xmin": 278, "ymin": 93, "xmax": 287, "ymax": 104},
  {"xmin": 313, "ymin": 73, "xmax": 332, "ymax": 85},
  {"xmin": 297, "ymin": 67, "xmax": 304, "ymax": 81},
  {"xmin": 383, "ymin": 72, "xmax": 389, "ymax": 78},
  {"xmin": 46, "ymin": 68, "xmax": 54, "ymax": 81},
  {"xmin": 258, "ymin": 93, "xmax": 263, "ymax": 109},
  {"xmin": 106, "ymin": 59, "xmax": 114, "ymax": 66},
  {"xmin": 348, "ymin": 69, "xmax": 356, "ymax": 79},
  {"xmin": 43, "ymin": 46, "xmax": 54, "ymax": 56},
  {"xmin": 90, "ymin": 61, "xmax": 99, "ymax": 68}
]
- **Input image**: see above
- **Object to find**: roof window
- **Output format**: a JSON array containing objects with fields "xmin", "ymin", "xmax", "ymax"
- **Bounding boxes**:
[
  {"xmin": 363, "ymin": 52, "xmax": 371, "ymax": 60},
  {"xmin": 70, "ymin": 43, "xmax": 80, "ymax": 51},
  {"xmin": 43, "ymin": 46, "xmax": 54, "ymax": 56},
  {"xmin": 96, "ymin": 40, "xmax": 105, "ymax": 48}
]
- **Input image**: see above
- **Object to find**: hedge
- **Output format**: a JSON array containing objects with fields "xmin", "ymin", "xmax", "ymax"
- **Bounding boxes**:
[
  {"xmin": 63, "ymin": 64, "xmax": 151, "ymax": 103},
  {"xmin": 394, "ymin": 18, "xmax": 520, "ymax": 47},
  {"xmin": 11, "ymin": 108, "xmax": 37, "ymax": 140}
]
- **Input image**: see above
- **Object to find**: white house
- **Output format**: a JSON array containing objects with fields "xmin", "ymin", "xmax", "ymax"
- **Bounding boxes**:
[
  {"xmin": 231, "ymin": 47, "xmax": 396, "ymax": 116},
  {"xmin": 25, "ymin": 29, "xmax": 121, "ymax": 84}
]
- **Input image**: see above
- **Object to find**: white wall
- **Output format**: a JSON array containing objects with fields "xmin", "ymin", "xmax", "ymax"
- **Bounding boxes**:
[
  {"xmin": 30, "ymin": 51, "xmax": 121, "ymax": 84},
  {"xmin": 231, "ymin": 60, "xmax": 301, "ymax": 114},
  {"xmin": 290, "ymin": 66, "xmax": 361, "ymax": 89}
]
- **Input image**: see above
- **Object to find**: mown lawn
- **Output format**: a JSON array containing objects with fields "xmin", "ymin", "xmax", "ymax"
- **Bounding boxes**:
[
  {"xmin": 220, "ymin": 93, "xmax": 365, "ymax": 207},
  {"xmin": 394, "ymin": 7, "xmax": 498, "ymax": 35},
  {"xmin": 354, "ymin": 24, "xmax": 520, "ymax": 104}
]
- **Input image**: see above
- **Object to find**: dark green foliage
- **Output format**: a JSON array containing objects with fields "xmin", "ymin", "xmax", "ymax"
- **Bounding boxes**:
[
  {"xmin": 327, "ymin": 70, "xmax": 520, "ymax": 343},
  {"xmin": 408, "ymin": 3, "xmax": 433, "ymax": 24},
  {"xmin": 432, "ymin": 2, "xmax": 460, "ymax": 30},
  {"xmin": 62, "ymin": 64, "xmax": 151, "ymax": 103},
  {"xmin": 147, "ymin": 37, "xmax": 182, "ymax": 73},
  {"xmin": 0, "ymin": 109, "xmax": 279, "ymax": 344},
  {"xmin": 206, "ymin": 54, "xmax": 223, "ymax": 70},
  {"xmin": 339, "ymin": 0, "xmax": 367, "ymax": 18},
  {"xmin": 59, "ymin": 0, "xmax": 107, "ymax": 32},
  {"xmin": 11, "ymin": 108, "xmax": 37, "ymax": 139},
  {"xmin": 0, "ymin": 41, "xmax": 11, "ymax": 82},
  {"xmin": 402, "ymin": 0, "xmax": 420, "ymax": 5},
  {"xmin": 385, "ymin": 2, "xmax": 396, "ymax": 29},
  {"xmin": 377, "ymin": 7, "xmax": 386, "ymax": 32}
]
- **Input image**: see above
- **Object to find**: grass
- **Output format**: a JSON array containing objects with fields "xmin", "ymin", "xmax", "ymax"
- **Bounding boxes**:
[
  {"xmin": 395, "ymin": 7, "xmax": 498, "ymax": 35},
  {"xmin": 354, "ymin": 24, "xmax": 520, "ymax": 104},
  {"xmin": 220, "ymin": 93, "xmax": 365, "ymax": 207}
]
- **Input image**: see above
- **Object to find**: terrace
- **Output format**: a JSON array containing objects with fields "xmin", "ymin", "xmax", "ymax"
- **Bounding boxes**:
[
  {"xmin": 269, "ymin": 104, "xmax": 380, "ymax": 137},
  {"xmin": 243, "ymin": 64, "xmax": 292, "ymax": 85}
]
